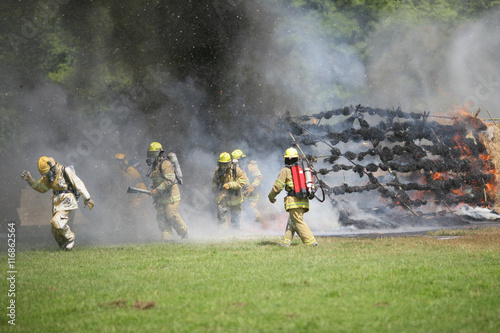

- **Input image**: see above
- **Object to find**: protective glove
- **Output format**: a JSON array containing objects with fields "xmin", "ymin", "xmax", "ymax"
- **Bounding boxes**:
[
  {"xmin": 244, "ymin": 185, "xmax": 255, "ymax": 196},
  {"xmin": 223, "ymin": 183, "xmax": 230, "ymax": 190},
  {"xmin": 21, "ymin": 170, "xmax": 34, "ymax": 185},
  {"xmin": 150, "ymin": 188, "xmax": 159, "ymax": 198},
  {"xmin": 84, "ymin": 198, "xmax": 95, "ymax": 210},
  {"xmin": 268, "ymin": 194, "xmax": 276, "ymax": 203}
]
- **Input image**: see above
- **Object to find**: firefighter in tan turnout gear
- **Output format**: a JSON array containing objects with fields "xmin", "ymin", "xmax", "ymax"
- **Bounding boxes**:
[
  {"xmin": 146, "ymin": 142, "xmax": 188, "ymax": 241},
  {"xmin": 21, "ymin": 156, "xmax": 95, "ymax": 251},
  {"xmin": 112, "ymin": 153, "xmax": 149, "ymax": 234},
  {"xmin": 113, "ymin": 153, "xmax": 148, "ymax": 208},
  {"xmin": 231, "ymin": 149, "xmax": 263, "ymax": 222},
  {"xmin": 268, "ymin": 148, "xmax": 318, "ymax": 247},
  {"xmin": 212, "ymin": 152, "xmax": 248, "ymax": 229}
]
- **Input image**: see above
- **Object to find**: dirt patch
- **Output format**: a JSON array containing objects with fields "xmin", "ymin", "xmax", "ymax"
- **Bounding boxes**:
[
  {"xmin": 99, "ymin": 299, "xmax": 128, "ymax": 308},
  {"xmin": 231, "ymin": 302, "xmax": 246, "ymax": 308},
  {"xmin": 133, "ymin": 300, "xmax": 156, "ymax": 310}
]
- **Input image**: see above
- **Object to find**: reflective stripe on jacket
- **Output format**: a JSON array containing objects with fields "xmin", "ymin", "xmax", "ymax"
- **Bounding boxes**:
[
  {"xmin": 245, "ymin": 161, "xmax": 263, "ymax": 202},
  {"xmin": 149, "ymin": 158, "xmax": 181, "ymax": 204},
  {"xmin": 212, "ymin": 164, "xmax": 248, "ymax": 206},
  {"xmin": 32, "ymin": 163, "xmax": 91, "ymax": 213}
]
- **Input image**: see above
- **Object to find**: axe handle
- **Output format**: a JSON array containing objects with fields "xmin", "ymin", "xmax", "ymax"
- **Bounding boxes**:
[{"xmin": 127, "ymin": 187, "xmax": 151, "ymax": 195}]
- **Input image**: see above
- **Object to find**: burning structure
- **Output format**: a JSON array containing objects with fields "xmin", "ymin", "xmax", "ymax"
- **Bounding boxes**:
[{"xmin": 281, "ymin": 105, "xmax": 500, "ymax": 228}]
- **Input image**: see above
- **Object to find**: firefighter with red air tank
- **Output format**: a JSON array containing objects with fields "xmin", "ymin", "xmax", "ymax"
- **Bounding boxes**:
[{"xmin": 268, "ymin": 147, "xmax": 318, "ymax": 247}]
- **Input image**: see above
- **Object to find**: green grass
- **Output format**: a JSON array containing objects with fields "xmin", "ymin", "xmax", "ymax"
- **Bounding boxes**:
[
  {"xmin": 425, "ymin": 228, "xmax": 472, "ymax": 236},
  {"xmin": 2, "ymin": 227, "xmax": 500, "ymax": 332}
]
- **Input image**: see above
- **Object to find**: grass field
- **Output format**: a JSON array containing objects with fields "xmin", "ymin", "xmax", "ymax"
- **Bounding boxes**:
[{"xmin": 2, "ymin": 226, "xmax": 500, "ymax": 332}]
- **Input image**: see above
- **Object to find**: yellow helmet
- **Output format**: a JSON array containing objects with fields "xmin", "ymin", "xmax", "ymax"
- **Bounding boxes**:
[
  {"xmin": 38, "ymin": 156, "xmax": 56, "ymax": 175},
  {"xmin": 114, "ymin": 153, "xmax": 126, "ymax": 160},
  {"xmin": 114, "ymin": 153, "xmax": 128, "ymax": 165},
  {"xmin": 218, "ymin": 152, "xmax": 232, "ymax": 163},
  {"xmin": 231, "ymin": 149, "xmax": 246, "ymax": 160},
  {"xmin": 283, "ymin": 147, "xmax": 299, "ymax": 158},
  {"xmin": 148, "ymin": 142, "xmax": 163, "ymax": 152}
]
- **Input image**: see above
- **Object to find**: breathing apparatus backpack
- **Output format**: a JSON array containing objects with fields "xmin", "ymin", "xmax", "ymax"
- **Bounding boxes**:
[
  {"xmin": 166, "ymin": 152, "xmax": 183, "ymax": 185},
  {"xmin": 62, "ymin": 165, "xmax": 80, "ymax": 200},
  {"xmin": 290, "ymin": 160, "xmax": 316, "ymax": 199},
  {"xmin": 231, "ymin": 159, "xmax": 238, "ymax": 181}
]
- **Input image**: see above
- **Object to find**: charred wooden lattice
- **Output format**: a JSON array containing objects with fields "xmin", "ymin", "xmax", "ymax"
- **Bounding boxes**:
[{"xmin": 283, "ymin": 105, "xmax": 497, "ymax": 217}]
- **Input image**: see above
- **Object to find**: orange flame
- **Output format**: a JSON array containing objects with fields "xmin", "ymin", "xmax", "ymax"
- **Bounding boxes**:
[{"xmin": 426, "ymin": 110, "xmax": 497, "ymax": 207}]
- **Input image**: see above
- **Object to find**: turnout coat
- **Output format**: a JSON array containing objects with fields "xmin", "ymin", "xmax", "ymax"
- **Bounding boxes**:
[{"xmin": 31, "ymin": 164, "xmax": 91, "ymax": 214}]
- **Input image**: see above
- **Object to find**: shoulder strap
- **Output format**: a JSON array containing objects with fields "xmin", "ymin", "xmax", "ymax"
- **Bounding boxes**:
[
  {"xmin": 62, "ymin": 166, "xmax": 70, "ymax": 186},
  {"xmin": 62, "ymin": 166, "xmax": 80, "ymax": 199},
  {"xmin": 159, "ymin": 158, "xmax": 177, "ymax": 184},
  {"xmin": 159, "ymin": 158, "xmax": 168, "ymax": 174},
  {"xmin": 233, "ymin": 164, "xmax": 237, "ymax": 181}
]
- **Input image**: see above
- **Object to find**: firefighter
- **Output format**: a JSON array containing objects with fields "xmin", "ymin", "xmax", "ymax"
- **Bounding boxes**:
[
  {"xmin": 231, "ymin": 149, "xmax": 263, "ymax": 222},
  {"xmin": 212, "ymin": 152, "xmax": 248, "ymax": 229},
  {"xmin": 113, "ymin": 153, "xmax": 148, "ymax": 208},
  {"xmin": 146, "ymin": 142, "xmax": 188, "ymax": 241},
  {"xmin": 268, "ymin": 147, "xmax": 318, "ymax": 247},
  {"xmin": 112, "ymin": 153, "xmax": 150, "ymax": 234},
  {"xmin": 21, "ymin": 156, "xmax": 95, "ymax": 251}
]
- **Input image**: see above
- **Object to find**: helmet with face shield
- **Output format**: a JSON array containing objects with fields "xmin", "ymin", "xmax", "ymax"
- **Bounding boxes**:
[
  {"xmin": 218, "ymin": 152, "xmax": 232, "ymax": 172},
  {"xmin": 146, "ymin": 142, "xmax": 164, "ymax": 166},
  {"xmin": 37, "ymin": 156, "xmax": 57, "ymax": 182}
]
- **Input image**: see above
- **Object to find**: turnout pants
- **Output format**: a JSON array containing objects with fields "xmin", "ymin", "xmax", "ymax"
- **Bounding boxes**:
[
  {"xmin": 280, "ymin": 208, "xmax": 317, "ymax": 246},
  {"xmin": 156, "ymin": 201, "xmax": 188, "ymax": 240},
  {"xmin": 217, "ymin": 203, "xmax": 242, "ymax": 229},
  {"xmin": 50, "ymin": 210, "xmax": 75, "ymax": 249}
]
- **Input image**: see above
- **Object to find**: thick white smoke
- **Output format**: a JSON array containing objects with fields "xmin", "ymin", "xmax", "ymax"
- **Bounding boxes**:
[
  {"xmin": 362, "ymin": 11, "xmax": 500, "ymax": 114},
  {"xmin": 447, "ymin": 14, "xmax": 500, "ymax": 114},
  {"xmin": 234, "ymin": 1, "xmax": 366, "ymax": 115},
  {"xmin": 9, "ymin": 2, "xmax": 500, "ymax": 250}
]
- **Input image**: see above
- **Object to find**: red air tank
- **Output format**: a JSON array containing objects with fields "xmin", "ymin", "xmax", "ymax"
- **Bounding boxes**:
[{"xmin": 291, "ymin": 161, "xmax": 308, "ymax": 198}]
